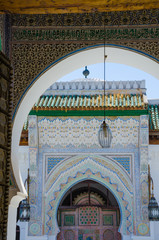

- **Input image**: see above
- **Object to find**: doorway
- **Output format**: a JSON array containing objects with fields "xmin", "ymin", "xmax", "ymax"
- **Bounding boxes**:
[{"xmin": 57, "ymin": 180, "xmax": 121, "ymax": 240}]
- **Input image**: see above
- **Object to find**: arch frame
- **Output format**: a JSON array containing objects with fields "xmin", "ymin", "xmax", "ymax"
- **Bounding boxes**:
[
  {"xmin": 44, "ymin": 155, "xmax": 134, "ymax": 237},
  {"xmin": 11, "ymin": 44, "xmax": 159, "ymax": 195}
]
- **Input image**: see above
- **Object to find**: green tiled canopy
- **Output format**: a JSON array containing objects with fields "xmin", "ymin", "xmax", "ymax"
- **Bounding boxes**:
[
  {"xmin": 149, "ymin": 105, "xmax": 159, "ymax": 130},
  {"xmin": 33, "ymin": 94, "xmax": 145, "ymax": 110}
]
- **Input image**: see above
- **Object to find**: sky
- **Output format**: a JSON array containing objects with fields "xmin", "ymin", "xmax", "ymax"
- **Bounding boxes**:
[{"xmin": 58, "ymin": 63, "xmax": 159, "ymax": 100}]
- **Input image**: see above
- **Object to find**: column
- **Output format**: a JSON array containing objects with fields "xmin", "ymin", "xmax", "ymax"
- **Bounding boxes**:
[
  {"xmin": 28, "ymin": 115, "xmax": 42, "ymax": 236},
  {"xmin": 7, "ymin": 192, "xmax": 26, "ymax": 240},
  {"xmin": 139, "ymin": 115, "xmax": 149, "ymax": 234}
]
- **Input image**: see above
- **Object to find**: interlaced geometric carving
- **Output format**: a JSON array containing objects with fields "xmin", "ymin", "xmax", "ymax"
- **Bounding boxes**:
[
  {"xmin": 9, "ymin": 9, "xmax": 159, "ymax": 115},
  {"xmin": 12, "ymin": 40, "xmax": 159, "ymax": 112},
  {"xmin": 11, "ymin": 9, "xmax": 159, "ymax": 27},
  {"xmin": 12, "ymin": 43, "xmax": 89, "ymax": 109}
]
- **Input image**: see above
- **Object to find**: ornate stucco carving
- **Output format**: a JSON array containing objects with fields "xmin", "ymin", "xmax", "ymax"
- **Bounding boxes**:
[{"xmin": 8, "ymin": 10, "xmax": 159, "ymax": 115}]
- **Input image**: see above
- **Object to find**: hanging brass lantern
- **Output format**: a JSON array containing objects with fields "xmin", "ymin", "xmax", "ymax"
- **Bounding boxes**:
[{"xmin": 98, "ymin": 25, "xmax": 112, "ymax": 148}]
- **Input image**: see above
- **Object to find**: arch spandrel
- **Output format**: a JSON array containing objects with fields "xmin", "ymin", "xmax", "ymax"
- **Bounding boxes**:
[
  {"xmin": 45, "ymin": 155, "xmax": 133, "ymax": 195},
  {"xmin": 13, "ymin": 43, "xmax": 159, "ymax": 120},
  {"xmin": 44, "ymin": 155, "xmax": 134, "ymax": 236},
  {"xmin": 11, "ymin": 9, "xmax": 159, "ymax": 114}
]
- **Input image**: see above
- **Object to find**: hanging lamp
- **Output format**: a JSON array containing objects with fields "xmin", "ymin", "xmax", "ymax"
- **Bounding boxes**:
[
  {"xmin": 19, "ymin": 169, "xmax": 30, "ymax": 222},
  {"xmin": 148, "ymin": 165, "xmax": 159, "ymax": 221},
  {"xmin": 98, "ymin": 24, "xmax": 112, "ymax": 148}
]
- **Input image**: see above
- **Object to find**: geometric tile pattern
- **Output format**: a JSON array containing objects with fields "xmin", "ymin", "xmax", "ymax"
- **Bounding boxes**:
[
  {"xmin": 79, "ymin": 207, "xmax": 99, "ymax": 226},
  {"xmin": 112, "ymin": 157, "xmax": 130, "ymax": 174},
  {"xmin": 64, "ymin": 215, "xmax": 75, "ymax": 226},
  {"xmin": 103, "ymin": 215, "xmax": 113, "ymax": 225},
  {"xmin": 47, "ymin": 157, "xmax": 65, "ymax": 174},
  {"xmin": 38, "ymin": 117, "xmax": 139, "ymax": 149}
]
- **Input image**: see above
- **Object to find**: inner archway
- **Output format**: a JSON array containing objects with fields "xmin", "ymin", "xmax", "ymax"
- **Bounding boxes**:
[{"xmin": 57, "ymin": 180, "xmax": 121, "ymax": 240}]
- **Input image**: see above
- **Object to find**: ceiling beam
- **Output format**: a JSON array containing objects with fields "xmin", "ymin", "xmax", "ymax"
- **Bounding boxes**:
[{"xmin": 0, "ymin": 0, "xmax": 159, "ymax": 14}]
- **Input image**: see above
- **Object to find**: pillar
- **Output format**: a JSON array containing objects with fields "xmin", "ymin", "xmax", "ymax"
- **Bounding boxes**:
[
  {"xmin": 138, "ymin": 115, "xmax": 149, "ymax": 234},
  {"xmin": 7, "ymin": 192, "xmax": 26, "ymax": 240}
]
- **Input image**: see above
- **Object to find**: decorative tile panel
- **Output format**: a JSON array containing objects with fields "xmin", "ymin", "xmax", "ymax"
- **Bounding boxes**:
[
  {"xmin": 79, "ymin": 207, "xmax": 99, "ymax": 226},
  {"xmin": 138, "ymin": 115, "xmax": 149, "ymax": 233},
  {"xmin": 38, "ymin": 116, "xmax": 139, "ymax": 149},
  {"xmin": 112, "ymin": 157, "xmax": 130, "ymax": 174},
  {"xmin": 64, "ymin": 215, "xmax": 75, "ymax": 226},
  {"xmin": 47, "ymin": 157, "xmax": 65, "ymax": 174},
  {"xmin": 103, "ymin": 215, "xmax": 113, "ymax": 226}
]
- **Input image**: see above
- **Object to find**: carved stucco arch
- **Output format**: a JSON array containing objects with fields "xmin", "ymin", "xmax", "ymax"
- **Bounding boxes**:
[
  {"xmin": 44, "ymin": 155, "xmax": 134, "ymax": 237},
  {"xmin": 12, "ymin": 44, "xmax": 159, "ymax": 194}
]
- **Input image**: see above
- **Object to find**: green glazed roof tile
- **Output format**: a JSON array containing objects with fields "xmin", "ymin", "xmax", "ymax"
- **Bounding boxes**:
[
  {"xmin": 71, "ymin": 96, "xmax": 75, "ymax": 107},
  {"xmin": 138, "ymin": 95, "xmax": 142, "ymax": 106},
  {"xmin": 47, "ymin": 96, "xmax": 53, "ymax": 107},
  {"xmin": 83, "ymin": 96, "xmax": 87, "ymax": 107},
  {"xmin": 67, "ymin": 96, "xmax": 72, "ymax": 107},
  {"xmin": 35, "ymin": 98, "xmax": 40, "ymax": 107},
  {"xmin": 33, "ymin": 94, "xmax": 146, "ymax": 112},
  {"xmin": 95, "ymin": 96, "xmax": 99, "ymax": 107},
  {"xmin": 127, "ymin": 95, "xmax": 130, "ymax": 106},
  {"xmin": 51, "ymin": 96, "xmax": 56, "ymax": 107},
  {"xmin": 131, "ymin": 95, "xmax": 134, "ymax": 107},
  {"xmin": 149, "ymin": 105, "xmax": 159, "ymax": 130},
  {"xmin": 111, "ymin": 95, "xmax": 114, "ymax": 107},
  {"xmin": 75, "ymin": 96, "xmax": 79, "ymax": 108},
  {"xmin": 134, "ymin": 95, "xmax": 138, "ymax": 107},
  {"xmin": 63, "ymin": 96, "xmax": 68, "ymax": 107},
  {"xmin": 91, "ymin": 96, "xmax": 94, "ymax": 107},
  {"xmin": 115, "ymin": 96, "xmax": 118, "ymax": 107},
  {"xmin": 80, "ymin": 96, "xmax": 83, "ymax": 107},
  {"xmin": 87, "ymin": 96, "xmax": 90, "ymax": 107},
  {"xmin": 123, "ymin": 95, "xmax": 126, "ymax": 107},
  {"xmin": 55, "ymin": 96, "xmax": 60, "ymax": 107},
  {"xmin": 99, "ymin": 95, "xmax": 102, "ymax": 107},
  {"xmin": 107, "ymin": 95, "xmax": 110, "ymax": 107},
  {"xmin": 119, "ymin": 95, "xmax": 122, "ymax": 107},
  {"xmin": 39, "ymin": 96, "xmax": 45, "ymax": 107},
  {"xmin": 43, "ymin": 96, "xmax": 49, "ymax": 107},
  {"xmin": 59, "ymin": 96, "xmax": 64, "ymax": 107}
]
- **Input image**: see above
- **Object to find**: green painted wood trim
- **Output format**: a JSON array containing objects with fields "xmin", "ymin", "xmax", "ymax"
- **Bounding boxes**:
[{"xmin": 29, "ymin": 109, "xmax": 148, "ymax": 117}]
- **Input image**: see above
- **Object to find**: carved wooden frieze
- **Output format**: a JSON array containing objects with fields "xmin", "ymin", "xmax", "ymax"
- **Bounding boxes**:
[{"xmin": 6, "ymin": 9, "xmax": 159, "ymax": 115}]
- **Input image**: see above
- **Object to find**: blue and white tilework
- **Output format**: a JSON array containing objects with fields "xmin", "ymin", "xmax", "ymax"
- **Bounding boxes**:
[
  {"xmin": 112, "ymin": 157, "xmax": 130, "ymax": 174},
  {"xmin": 38, "ymin": 116, "xmax": 139, "ymax": 149},
  {"xmin": 47, "ymin": 157, "xmax": 65, "ymax": 174},
  {"xmin": 138, "ymin": 115, "xmax": 149, "ymax": 234},
  {"xmin": 27, "ymin": 114, "xmax": 150, "ymax": 237}
]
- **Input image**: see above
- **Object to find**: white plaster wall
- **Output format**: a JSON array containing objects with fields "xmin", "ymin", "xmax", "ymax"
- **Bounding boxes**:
[
  {"xmin": 18, "ymin": 146, "xmax": 29, "ymax": 183},
  {"xmin": 149, "ymin": 145, "xmax": 159, "ymax": 238}
]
